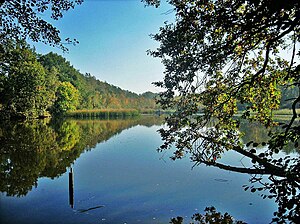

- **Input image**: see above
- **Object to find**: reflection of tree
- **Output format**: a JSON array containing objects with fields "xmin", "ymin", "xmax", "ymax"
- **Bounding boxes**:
[
  {"xmin": 240, "ymin": 119, "xmax": 300, "ymax": 154},
  {"xmin": 0, "ymin": 119, "xmax": 83, "ymax": 196},
  {"xmin": 0, "ymin": 120, "xmax": 58, "ymax": 196},
  {"xmin": 0, "ymin": 116, "xmax": 164, "ymax": 196},
  {"xmin": 170, "ymin": 207, "xmax": 245, "ymax": 224},
  {"xmin": 239, "ymin": 120, "xmax": 269, "ymax": 146},
  {"xmin": 73, "ymin": 116, "xmax": 164, "ymax": 151},
  {"xmin": 56, "ymin": 121, "xmax": 80, "ymax": 151}
]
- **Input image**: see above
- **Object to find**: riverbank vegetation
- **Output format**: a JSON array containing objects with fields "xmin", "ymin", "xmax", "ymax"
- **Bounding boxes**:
[
  {"xmin": 0, "ymin": 41, "xmax": 158, "ymax": 120},
  {"xmin": 273, "ymin": 108, "xmax": 300, "ymax": 116},
  {"xmin": 66, "ymin": 109, "xmax": 140, "ymax": 119}
]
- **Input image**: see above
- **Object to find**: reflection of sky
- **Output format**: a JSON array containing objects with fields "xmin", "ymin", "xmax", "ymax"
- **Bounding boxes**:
[{"xmin": 0, "ymin": 125, "xmax": 277, "ymax": 224}]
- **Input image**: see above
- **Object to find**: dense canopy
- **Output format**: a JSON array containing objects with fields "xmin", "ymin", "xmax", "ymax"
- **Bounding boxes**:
[{"xmin": 145, "ymin": 0, "xmax": 300, "ymax": 222}]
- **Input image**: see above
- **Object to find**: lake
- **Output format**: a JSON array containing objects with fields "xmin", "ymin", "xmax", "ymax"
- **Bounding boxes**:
[{"xmin": 0, "ymin": 116, "xmax": 292, "ymax": 223}]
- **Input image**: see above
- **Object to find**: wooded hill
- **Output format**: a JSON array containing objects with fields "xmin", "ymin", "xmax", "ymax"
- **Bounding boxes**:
[
  {"xmin": 0, "ymin": 41, "xmax": 297, "ymax": 120},
  {"xmin": 39, "ymin": 52, "xmax": 158, "ymax": 110},
  {"xmin": 0, "ymin": 41, "xmax": 158, "ymax": 119}
]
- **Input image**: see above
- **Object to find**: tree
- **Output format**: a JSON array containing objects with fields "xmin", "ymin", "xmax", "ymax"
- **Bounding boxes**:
[
  {"xmin": 0, "ymin": 0, "xmax": 83, "ymax": 51},
  {"xmin": 52, "ymin": 81, "xmax": 79, "ymax": 115},
  {"xmin": 0, "ymin": 41, "xmax": 57, "ymax": 119},
  {"xmin": 145, "ymin": 0, "xmax": 300, "ymax": 222},
  {"xmin": 38, "ymin": 52, "xmax": 159, "ymax": 111}
]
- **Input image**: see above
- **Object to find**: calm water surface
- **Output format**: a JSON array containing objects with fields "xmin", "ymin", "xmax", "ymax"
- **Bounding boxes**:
[{"xmin": 0, "ymin": 116, "xmax": 286, "ymax": 223}]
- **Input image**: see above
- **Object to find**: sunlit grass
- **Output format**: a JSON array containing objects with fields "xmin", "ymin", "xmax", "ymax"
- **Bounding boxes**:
[
  {"xmin": 272, "ymin": 108, "xmax": 300, "ymax": 115},
  {"xmin": 235, "ymin": 109, "xmax": 300, "ymax": 116}
]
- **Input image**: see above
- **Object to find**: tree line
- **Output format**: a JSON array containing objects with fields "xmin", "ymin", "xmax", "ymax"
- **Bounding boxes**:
[{"xmin": 0, "ymin": 40, "xmax": 158, "ymax": 120}]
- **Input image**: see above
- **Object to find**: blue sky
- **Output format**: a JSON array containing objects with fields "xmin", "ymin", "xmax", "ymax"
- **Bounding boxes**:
[{"xmin": 32, "ymin": 0, "xmax": 174, "ymax": 94}]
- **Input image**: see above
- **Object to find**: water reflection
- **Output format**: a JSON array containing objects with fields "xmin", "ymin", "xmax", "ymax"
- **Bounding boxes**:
[
  {"xmin": 0, "ymin": 116, "xmax": 164, "ymax": 197},
  {"xmin": 69, "ymin": 168, "xmax": 74, "ymax": 209},
  {"xmin": 0, "ymin": 116, "xmax": 291, "ymax": 223},
  {"xmin": 1, "ymin": 116, "xmax": 297, "ymax": 198},
  {"xmin": 240, "ymin": 119, "xmax": 300, "ymax": 153}
]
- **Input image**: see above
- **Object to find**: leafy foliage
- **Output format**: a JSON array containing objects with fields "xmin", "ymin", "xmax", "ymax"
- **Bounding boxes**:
[
  {"xmin": 0, "ymin": 0, "xmax": 83, "ymax": 51},
  {"xmin": 0, "ymin": 41, "xmax": 57, "ymax": 119},
  {"xmin": 52, "ymin": 81, "xmax": 79, "ymax": 115},
  {"xmin": 146, "ymin": 0, "xmax": 300, "ymax": 222}
]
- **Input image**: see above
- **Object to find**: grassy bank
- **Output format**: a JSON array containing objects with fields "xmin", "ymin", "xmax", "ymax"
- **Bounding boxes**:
[
  {"xmin": 235, "ymin": 108, "xmax": 300, "ymax": 116},
  {"xmin": 66, "ymin": 108, "xmax": 299, "ymax": 119},
  {"xmin": 140, "ymin": 109, "xmax": 175, "ymax": 115},
  {"xmin": 272, "ymin": 108, "xmax": 300, "ymax": 116},
  {"xmin": 66, "ymin": 109, "xmax": 140, "ymax": 119}
]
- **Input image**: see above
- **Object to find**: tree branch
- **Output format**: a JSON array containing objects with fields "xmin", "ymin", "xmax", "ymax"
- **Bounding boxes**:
[
  {"xmin": 194, "ymin": 159, "xmax": 286, "ymax": 177},
  {"xmin": 284, "ymin": 91, "xmax": 300, "ymax": 137}
]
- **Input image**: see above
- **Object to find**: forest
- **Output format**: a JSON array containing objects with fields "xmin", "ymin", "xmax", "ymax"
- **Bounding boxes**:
[
  {"xmin": 0, "ymin": 41, "xmax": 158, "ymax": 120},
  {"xmin": 0, "ymin": 40, "xmax": 297, "ymax": 120}
]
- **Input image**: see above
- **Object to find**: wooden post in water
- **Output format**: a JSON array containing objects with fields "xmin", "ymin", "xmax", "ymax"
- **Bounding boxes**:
[{"xmin": 69, "ymin": 167, "xmax": 74, "ymax": 209}]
